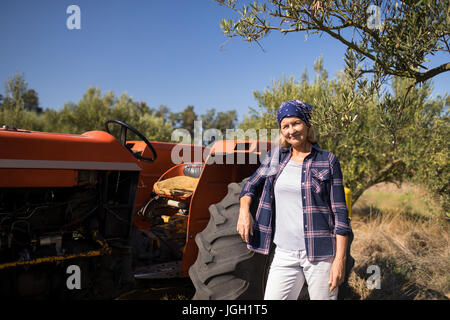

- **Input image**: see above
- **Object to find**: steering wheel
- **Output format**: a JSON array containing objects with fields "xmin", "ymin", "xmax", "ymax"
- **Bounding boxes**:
[{"xmin": 105, "ymin": 119, "xmax": 157, "ymax": 162}]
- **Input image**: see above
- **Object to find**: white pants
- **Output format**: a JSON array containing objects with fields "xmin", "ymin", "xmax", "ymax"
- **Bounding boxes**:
[{"xmin": 264, "ymin": 247, "xmax": 338, "ymax": 300}]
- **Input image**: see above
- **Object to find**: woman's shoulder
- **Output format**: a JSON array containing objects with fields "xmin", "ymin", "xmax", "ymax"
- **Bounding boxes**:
[{"xmin": 312, "ymin": 144, "xmax": 338, "ymax": 163}]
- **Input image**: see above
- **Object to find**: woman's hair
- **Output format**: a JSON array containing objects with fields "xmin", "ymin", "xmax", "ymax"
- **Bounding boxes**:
[{"xmin": 278, "ymin": 124, "xmax": 318, "ymax": 147}]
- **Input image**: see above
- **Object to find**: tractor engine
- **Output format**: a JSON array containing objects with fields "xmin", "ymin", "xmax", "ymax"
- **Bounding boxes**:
[
  {"xmin": 0, "ymin": 170, "xmax": 139, "ymax": 298},
  {"xmin": 0, "ymin": 184, "xmax": 101, "ymax": 263},
  {"xmin": 0, "ymin": 128, "xmax": 143, "ymax": 298}
]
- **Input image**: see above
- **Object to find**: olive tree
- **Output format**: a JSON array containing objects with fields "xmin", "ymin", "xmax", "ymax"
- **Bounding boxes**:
[{"xmin": 215, "ymin": 0, "xmax": 449, "ymax": 84}]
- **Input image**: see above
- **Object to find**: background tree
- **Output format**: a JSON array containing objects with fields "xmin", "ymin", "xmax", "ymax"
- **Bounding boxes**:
[
  {"xmin": 0, "ymin": 73, "xmax": 240, "ymax": 145},
  {"xmin": 169, "ymin": 105, "xmax": 199, "ymax": 138},
  {"xmin": 51, "ymin": 87, "xmax": 174, "ymax": 142},
  {"xmin": 404, "ymin": 94, "xmax": 450, "ymax": 215},
  {"xmin": 0, "ymin": 72, "xmax": 43, "ymax": 130},
  {"xmin": 22, "ymin": 89, "xmax": 42, "ymax": 113},
  {"xmin": 155, "ymin": 104, "xmax": 171, "ymax": 122},
  {"xmin": 1, "ymin": 72, "xmax": 42, "ymax": 113},
  {"xmin": 0, "ymin": 103, "xmax": 42, "ymax": 131},
  {"xmin": 202, "ymin": 108, "xmax": 238, "ymax": 130},
  {"xmin": 55, "ymin": 87, "xmax": 115, "ymax": 133},
  {"xmin": 2, "ymin": 72, "xmax": 27, "ymax": 110},
  {"xmin": 215, "ymin": 0, "xmax": 449, "ymax": 84},
  {"xmin": 201, "ymin": 108, "xmax": 238, "ymax": 144}
]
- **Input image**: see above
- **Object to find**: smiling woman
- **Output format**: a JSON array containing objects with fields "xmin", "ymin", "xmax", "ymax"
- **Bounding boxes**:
[
  {"xmin": 278, "ymin": 118, "xmax": 318, "ymax": 150},
  {"xmin": 237, "ymin": 100, "xmax": 354, "ymax": 300}
]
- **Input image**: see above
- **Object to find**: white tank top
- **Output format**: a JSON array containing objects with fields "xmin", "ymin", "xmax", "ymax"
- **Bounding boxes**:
[{"xmin": 273, "ymin": 160, "xmax": 306, "ymax": 251}]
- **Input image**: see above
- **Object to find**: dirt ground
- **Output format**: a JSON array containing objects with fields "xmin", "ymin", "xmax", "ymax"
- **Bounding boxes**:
[{"xmin": 116, "ymin": 278, "xmax": 195, "ymax": 300}]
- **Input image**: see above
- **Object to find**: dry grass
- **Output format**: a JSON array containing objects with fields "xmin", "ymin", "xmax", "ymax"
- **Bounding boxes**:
[
  {"xmin": 346, "ymin": 183, "xmax": 450, "ymax": 300},
  {"xmin": 353, "ymin": 182, "xmax": 443, "ymax": 218}
]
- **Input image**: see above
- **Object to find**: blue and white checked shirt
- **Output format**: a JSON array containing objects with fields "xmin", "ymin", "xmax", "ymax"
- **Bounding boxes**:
[{"xmin": 239, "ymin": 143, "xmax": 353, "ymax": 262}]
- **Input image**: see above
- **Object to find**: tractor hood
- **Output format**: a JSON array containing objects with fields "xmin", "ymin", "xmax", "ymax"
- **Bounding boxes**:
[{"xmin": 0, "ymin": 128, "xmax": 142, "ymax": 172}]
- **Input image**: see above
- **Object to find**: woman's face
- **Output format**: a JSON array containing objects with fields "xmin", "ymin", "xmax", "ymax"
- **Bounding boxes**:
[{"xmin": 280, "ymin": 116, "xmax": 309, "ymax": 147}]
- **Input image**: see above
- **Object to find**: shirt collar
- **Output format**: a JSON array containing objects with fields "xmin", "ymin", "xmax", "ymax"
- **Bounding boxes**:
[{"xmin": 280, "ymin": 142, "xmax": 321, "ymax": 154}]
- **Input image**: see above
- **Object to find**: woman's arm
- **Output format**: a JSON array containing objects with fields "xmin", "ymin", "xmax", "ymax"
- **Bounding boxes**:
[
  {"xmin": 237, "ymin": 195, "xmax": 254, "ymax": 243},
  {"xmin": 329, "ymin": 155, "xmax": 352, "ymax": 237},
  {"xmin": 328, "ymin": 154, "xmax": 352, "ymax": 292},
  {"xmin": 237, "ymin": 148, "xmax": 278, "ymax": 242},
  {"xmin": 239, "ymin": 148, "xmax": 276, "ymax": 200},
  {"xmin": 328, "ymin": 234, "xmax": 348, "ymax": 292}
]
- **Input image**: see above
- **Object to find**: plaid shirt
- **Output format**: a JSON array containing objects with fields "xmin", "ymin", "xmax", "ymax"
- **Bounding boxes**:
[{"xmin": 239, "ymin": 143, "xmax": 352, "ymax": 262}]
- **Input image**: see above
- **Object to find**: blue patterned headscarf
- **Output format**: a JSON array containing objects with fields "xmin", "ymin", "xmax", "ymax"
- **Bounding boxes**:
[{"xmin": 276, "ymin": 100, "xmax": 313, "ymax": 127}]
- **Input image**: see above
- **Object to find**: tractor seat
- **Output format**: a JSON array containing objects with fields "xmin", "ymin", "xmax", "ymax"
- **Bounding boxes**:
[
  {"xmin": 153, "ymin": 175, "xmax": 199, "ymax": 198},
  {"xmin": 153, "ymin": 163, "xmax": 204, "ymax": 199}
]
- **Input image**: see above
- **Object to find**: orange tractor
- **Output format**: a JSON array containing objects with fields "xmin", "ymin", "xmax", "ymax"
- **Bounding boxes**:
[{"xmin": 0, "ymin": 120, "xmax": 353, "ymax": 299}]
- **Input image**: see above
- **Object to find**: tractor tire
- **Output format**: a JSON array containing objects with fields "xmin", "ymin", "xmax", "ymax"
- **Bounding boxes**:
[{"xmin": 188, "ymin": 178, "xmax": 269, "ymax": 300}]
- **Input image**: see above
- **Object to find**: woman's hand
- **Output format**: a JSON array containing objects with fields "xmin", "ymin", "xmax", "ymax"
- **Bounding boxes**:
[
  {"xmin": 237, "ymin": 196, "xmax": 254, "ymax": 243},
  {"xmin": 328, "ymin": 257, "xmax": 345, "ymax": 293},
  {"xmin": 237, "ymin": 208, "xmax": 253, "ymax": 243},
  {"xmin": 329, "ymin": 234, "xmax": 348, "ymax": 292}
]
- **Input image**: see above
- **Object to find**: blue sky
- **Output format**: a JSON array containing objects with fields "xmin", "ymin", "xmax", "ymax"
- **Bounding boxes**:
[{"xmin": 0, "ymin": 0, "xmax": 448, "ymax": 122}]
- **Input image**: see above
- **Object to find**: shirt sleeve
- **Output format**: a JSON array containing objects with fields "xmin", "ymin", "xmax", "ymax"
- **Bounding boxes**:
[
  {"xmin": 239, "ymin": 149, "xmax": 274, "ymax": 200},
  {"xmin": 329, "ymin": 155, "xmax": 353, "ymax": 236}
]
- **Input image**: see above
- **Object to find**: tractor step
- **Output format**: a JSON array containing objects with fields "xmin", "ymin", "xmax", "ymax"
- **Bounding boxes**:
[{"xmin": 133, "ymin": 261, "xmax": 181, "ymax": 279}]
